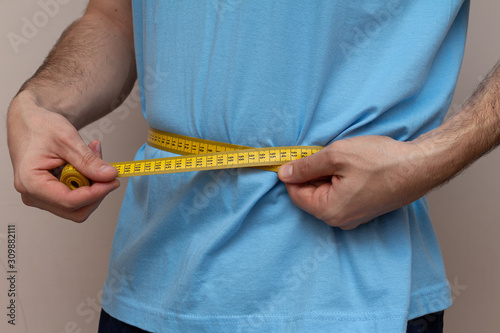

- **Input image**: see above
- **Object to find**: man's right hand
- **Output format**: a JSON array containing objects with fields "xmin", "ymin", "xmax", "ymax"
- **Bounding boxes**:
[
  {"xmin": 6, "ymin": 0, "xmax": 135, "ymax": 221},
  {"xmin": 7, "ymin": 91, "xmax": 120, "ymax": 222}
]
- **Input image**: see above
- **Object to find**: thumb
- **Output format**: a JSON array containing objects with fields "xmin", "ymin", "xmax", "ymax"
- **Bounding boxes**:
[
  {"xmin": 62, "ymin": 138, "xmax": 117, "ymax": 183},
  {"xmin": 278, "ymin": 148, "xmax": 336, "ymax": 183}
]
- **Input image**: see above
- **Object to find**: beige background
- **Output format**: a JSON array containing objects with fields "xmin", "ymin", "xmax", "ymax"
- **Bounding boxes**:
[{"xmin": 0, "ymin": 1, "xmax": 498, "ymax": 332}]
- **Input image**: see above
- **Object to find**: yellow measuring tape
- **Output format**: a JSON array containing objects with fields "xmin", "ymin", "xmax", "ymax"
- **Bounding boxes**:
[{"xmin": 60, "ymin": 128, "xmax": 323, "ymax": 190}]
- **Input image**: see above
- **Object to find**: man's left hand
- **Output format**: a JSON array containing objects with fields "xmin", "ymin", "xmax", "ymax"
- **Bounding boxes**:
[{"xmin": 278, "ymin": 135, "xmax": 431, "ymax": 230}]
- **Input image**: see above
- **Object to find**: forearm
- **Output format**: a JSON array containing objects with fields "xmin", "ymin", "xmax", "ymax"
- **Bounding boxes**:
[
  {"xmin": 413, "ymin": 60, "xmax": 500, "ymax": 189},
  {"xmin": 278, "ymin": 59, "xmax": 500, "ymax": 229},
  {"xmin": 14, "ymin": 4, "xmax": 136, "ymax": 129}
]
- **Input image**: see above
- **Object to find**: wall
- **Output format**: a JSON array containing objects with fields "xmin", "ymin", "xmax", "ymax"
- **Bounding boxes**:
[
  {"xmin": 0, "ymin": 1, "xmax": 147, "ymax": 332},
  {"xmin": 429, "ymin": 1, "xmax": 500, "ymax": 332},
  {"xmin": 0, "ymin": 1, "xmax": 498, "ymax": 332}
]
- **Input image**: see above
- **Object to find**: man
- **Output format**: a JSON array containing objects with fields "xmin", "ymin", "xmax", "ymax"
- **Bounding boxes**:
[{"xmin": 7, "ymin": 0, "xmax": 499, "ymax": 332}]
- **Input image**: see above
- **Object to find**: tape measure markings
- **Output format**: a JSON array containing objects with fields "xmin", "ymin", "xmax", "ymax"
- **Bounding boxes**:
[
  {"xmin": 147, "ymin": 128, "xmax": 254, "ymax": 155},
  {"xmin": 60, "ymin": 128, "xmax": 323, "ymax": 189},
  {"xmin": 110, "ymin": 146, "xmax": 321, "ymax": 177}
]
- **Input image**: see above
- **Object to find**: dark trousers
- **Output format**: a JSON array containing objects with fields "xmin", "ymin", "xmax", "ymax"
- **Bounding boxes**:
[
  {"xmin": 98, "ymin": 309, "xmax": 445, "ymax": 333},
  {"xmin": 406, "ymin": 311, "xmax": 445, "ymax": 333}
]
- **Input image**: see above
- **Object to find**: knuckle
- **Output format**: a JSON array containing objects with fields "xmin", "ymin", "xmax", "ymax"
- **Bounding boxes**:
[
  {"xmin": 294, "ymin": 159, "xmax": 311, "ymax": 178},
  {"xmin": 321, "ymin": 209, "xmax": 345, "ymax": 228},
  {"xmin": 339, "ymin": 225, "xmax": 355, "ymax": 231},
  {"xmin": 328, "ymin": 140, "xmax": 342, "ymax": 151},
  {"xmin": 20, "ymin": 194, "xmax": 35, "ymax": 207},
  {"xmin": 71, "ymin": 213, "xmax": 89, "ymax": 223},
  {"xmin": 13, "ymin": 178, "xmax": 26, "ymax": 194},
  {"xmin": 80, "ymin": 150, "xmax": 99, "ymax": 168},
  {"xmin": 13, "ymin": 167, "xmax": 32, "ymax": 194},
  {"xmin": 325, "ymin": 150, "xmax": 337, "ymax": 166},
  {"xmin": 72, "ymin": 205, "xmax": 98, "ymax": 223},
  {"xmin": 322, "ymin": 144, "xmax": 339, "ymax": 166},
  {"xmin": 56, "ymin": 129, "xmax": 77, "ymax": 147},
  {"xmin": 323, "ymin": 215, "xmax": 340, "ymax": 227}
]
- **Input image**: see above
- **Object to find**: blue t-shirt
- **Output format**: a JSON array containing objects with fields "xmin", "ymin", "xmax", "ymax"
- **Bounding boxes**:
[{"xmin": 102, "ymin": 1, "xmax": 469, "ymax": 332}]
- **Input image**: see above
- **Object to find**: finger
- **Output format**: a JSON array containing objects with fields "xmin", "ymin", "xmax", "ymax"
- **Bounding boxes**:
[
  {"xmin": 24, "ymin": 180, "xmax": 119, "ymax": 222},
  {"xmin": 50, "ymin": 140, "xmax": 102, "ymax": 180},
  {"xmin": 26, "ymin": 169, "xmax": 120, "ymax": 211},
  {"xmin": 88, "ymin": 140, "xmax": 103, "ymax": 159},
  {"xmin": 284, "ymin": 181, "xmax": 332, "ymax": 220},
  {"xmin": 22, "ymin": 188, "xmax": 107, "ymax": 223},
  {"xmin": 278, "ymin": 147, "xmax": 338, "ymax": 184},
  {"xmin": 59, "ymin": 132, "xmax": 117, "ymax": 182},
  {"xmin": 286, "ymin": 179, "xmax": 378, "ymax": 230}
]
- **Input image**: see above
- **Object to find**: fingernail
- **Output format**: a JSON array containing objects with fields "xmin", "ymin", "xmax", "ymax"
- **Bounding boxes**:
[
  {"xmin": 280, "ymin": 164, "xmax": 293, "ymax": 179},
  {"xmin": 100, "ymin": 164, "xmax": 116, "ymax": 174},
  {"xmin": 95, "ymin": 141, "xmax": 102, "ymax": 154}
]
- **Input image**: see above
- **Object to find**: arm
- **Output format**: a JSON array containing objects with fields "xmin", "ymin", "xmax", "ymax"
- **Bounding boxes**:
[
  {"xmin": 7, "ymin": 0, "xmax": 136, "ymax": 222},
  {"xmin": 278, "ymin": 61, "xmax": 500, "ymax": 230}
]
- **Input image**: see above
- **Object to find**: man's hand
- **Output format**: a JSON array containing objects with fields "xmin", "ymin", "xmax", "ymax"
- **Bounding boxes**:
[
  {"xmin": 7, "ymin": 0, "xmax": 135, "ymax": 221},
  {"xmin": 278, "ymin": 135, "xmax": 432, "ymax": 230},
  {"xmin": 278, "ymin": 59, "xmax": 500, "ymax": 230},
  {"xmin": 7, "ymin": 92, "xmax": 119, "ymax": 222}
]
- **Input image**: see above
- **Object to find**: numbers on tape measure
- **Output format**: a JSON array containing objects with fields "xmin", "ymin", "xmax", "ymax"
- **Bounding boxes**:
[
  {"xmin": 60, "ymin": 128, "xmax": 323, "ymax": 189},
  {"xmin": 109, "ymin": 147, "xmax": 321, "ymax": 178}
]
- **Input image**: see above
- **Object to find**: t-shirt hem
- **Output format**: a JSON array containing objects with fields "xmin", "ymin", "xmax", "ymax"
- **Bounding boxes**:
[
  {"xmin": 408, "ymin": 281, "xmax": 452, "ymax": 320},
  {"xmin": 102, "ymin": 287, "xmax": 408, "ymax": 332}
]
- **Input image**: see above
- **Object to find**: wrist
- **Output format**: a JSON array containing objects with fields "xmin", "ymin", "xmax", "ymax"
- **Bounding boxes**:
[
  {"xmin": 410, "ymin": 129, "xmax": 469, "ymax": 191},
  {"xmin": 12, "ymin": 89, "xmax": 80, "ymax": 126}
]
